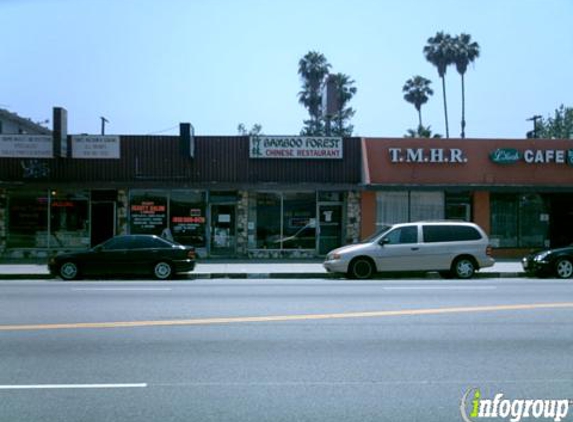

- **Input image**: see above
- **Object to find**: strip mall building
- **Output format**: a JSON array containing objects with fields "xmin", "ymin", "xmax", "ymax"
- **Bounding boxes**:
[
  {"xmin": 361, "ymin": 138, "xmax": 573, "ymax": 258},
  {"xmin": 0, "ymin": 108, "xmax": 572, "ymax": 260}
]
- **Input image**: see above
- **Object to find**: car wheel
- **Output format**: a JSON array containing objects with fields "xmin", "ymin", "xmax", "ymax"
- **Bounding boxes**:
[
  {"xmin": 153, "ymin": 261, "xmax": 173, "ymax": 280},
  {"xmin": 452, "ymin": 257, "xmax": 476, "ymax": 279},
  {"xmin": 59, "ymin": 261, "xmax": 80, "ymax": 280},
  {"xmin": 554, "ymin": 258, "xmax": 573, "ymax": 279},
  {"xmin": 348, "ymin": 258, "xmax": 375, "ymax": 280}
]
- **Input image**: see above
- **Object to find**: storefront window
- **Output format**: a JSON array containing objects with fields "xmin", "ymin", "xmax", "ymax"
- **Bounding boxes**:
[
  {"xmin": 129, "ymin": 191, "xmax": 168, "ymax": 236},
  {"xmin": 253, "ymin": 192, "xmax": 316, "ymax": 250},
  {"xmin": 282, "ymin": 193, "xmax": 316, "ymax": 249},
  {"xmin": 519, "ymin": 194, "xmax": 549, "ymax": 247},
  {"xmin": 170, "ymin": 191, "xmax": 206, "ymax": 247},
  {"xmin": 7, "ymin": 192, "xmax": 48, "ymax": 248},
  {"xmin": 49, "ymin": 191, "xmax": 90, "ymax": 248},
  {"xmin": 376, "ymin": 191, "xmax": 444, "ymax": 227},
  {"xmin": 376, "ymin": 192, "xmax": 409, "ymax": 226},
  {"xmin": 445, "ymin": 193, "xmax": 472, "ymax": 221},
  {"xmin": 410, "ymin": 191, "xmax": 444, "ymax": 221},
  {"xmin": 8, "ymin": 190, "xmax": 89, "ymax": 249},
  {"xmin": 255, "ymin": 193, "xmax": 281, "ymax": 248},
  {"xmin": 490, "ymin": 193, "xmax": 548, "ymax": 248}
]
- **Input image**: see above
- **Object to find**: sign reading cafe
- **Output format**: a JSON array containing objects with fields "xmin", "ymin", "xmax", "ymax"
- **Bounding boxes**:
[
  {"xmin": 490, "ymin": 148, "xmax": 573, "ymax": 166},
  {"xmin": 250, "ymin": 136, "xmax": 343, "ymax": 159}
]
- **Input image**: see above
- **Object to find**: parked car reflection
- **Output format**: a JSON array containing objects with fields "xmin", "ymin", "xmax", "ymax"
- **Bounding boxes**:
[{"xmin": 48, "ymin": 235, "xmax": 196, "ymax": 280}]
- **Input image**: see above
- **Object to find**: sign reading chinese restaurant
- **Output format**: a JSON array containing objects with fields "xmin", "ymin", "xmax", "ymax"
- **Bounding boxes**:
[
  {"xmin": 72, "ymin": 136, "xmax": 121, "ymax": 159},
  {"xmin": 0, "ymin": 135, "xmax": 53, "ymax": 158},
  {"xmin": 250, "ymin": 136, "xmax": 343, "ymax": 159}
]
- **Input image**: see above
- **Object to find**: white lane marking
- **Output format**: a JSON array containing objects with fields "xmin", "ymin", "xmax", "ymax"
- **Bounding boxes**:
[
  {"xmin": 0, "ymin": 383, "xmax": 147, "ymax": 390},
  {"xmin": 384, "ymin": 286, "xmax": 497, "ymax": 290},
  {"xmin": 71, "ymin": 288, "xmax": 172, "ymax": 291},
  {"xmin": 153, "ymin": 378, "xmax": 572, "ymax": 387}
]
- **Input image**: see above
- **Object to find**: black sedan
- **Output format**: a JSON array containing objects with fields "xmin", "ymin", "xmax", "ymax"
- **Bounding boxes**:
[
  {"xmin": 522, "ymin": 245, "xmax": 573, "ymax": 279},
  {"xmin": 49, "ymin": 235, "xmax": 196, "ymax": 280}
]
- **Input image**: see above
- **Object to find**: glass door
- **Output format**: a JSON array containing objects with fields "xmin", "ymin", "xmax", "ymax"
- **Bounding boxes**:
[
  {"xmin": 318, "ymin": 204, "xmax": 343, "ymax": 255},
  {"xmin": 209, "ymin": 204, "xmax": 236, "ymax": 256}
]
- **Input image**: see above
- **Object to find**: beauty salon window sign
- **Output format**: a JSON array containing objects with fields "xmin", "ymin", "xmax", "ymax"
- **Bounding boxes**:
[
  {"xmin": 130, "ymin": 197, "xmax": 167, "ymax": 234},
  {"xmin": 250, "ymin": 136, "xmax": 343, "ymax": 159}
]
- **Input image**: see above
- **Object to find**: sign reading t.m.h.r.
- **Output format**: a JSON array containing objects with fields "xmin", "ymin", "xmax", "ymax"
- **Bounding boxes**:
[{"xmin": 389, "ymin": 148, "xmax": 468, "ymax": 164}]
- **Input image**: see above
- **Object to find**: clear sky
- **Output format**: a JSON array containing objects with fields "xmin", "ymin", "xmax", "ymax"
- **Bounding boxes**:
[{"xmin": 2, "ymin": 0, "xmax": 572, "ymax": 139}]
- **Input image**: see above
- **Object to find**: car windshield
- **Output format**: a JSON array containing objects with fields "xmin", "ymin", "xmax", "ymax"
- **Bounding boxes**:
[{"xmin": 360, "ymin": 225, "xmax": 393, "ymax": 243}]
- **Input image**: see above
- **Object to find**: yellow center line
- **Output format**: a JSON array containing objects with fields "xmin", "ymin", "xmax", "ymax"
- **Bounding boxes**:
[{"xmin": 2, "ymin": 302, "xmax": 573, "ymax": 332}]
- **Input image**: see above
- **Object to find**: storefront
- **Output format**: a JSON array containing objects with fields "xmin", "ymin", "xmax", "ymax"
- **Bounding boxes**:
[
  {"xmin": 361, "ymin": 138, "xmax": 573, "ymax": 258},
  {"xmin": 0, "ymin": 118, "xmax": 362, "ymax": 259}
]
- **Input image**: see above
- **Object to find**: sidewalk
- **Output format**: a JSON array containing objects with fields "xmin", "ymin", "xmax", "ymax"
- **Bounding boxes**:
[{"xmin": 0, "ymin": 260, "xmax": 525, "ymax": 280}]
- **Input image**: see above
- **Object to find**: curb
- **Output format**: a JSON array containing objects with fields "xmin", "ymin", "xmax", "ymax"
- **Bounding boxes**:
[{"xmin": 0, "ymin": 272, "xmax": 527, "ymax": 281}]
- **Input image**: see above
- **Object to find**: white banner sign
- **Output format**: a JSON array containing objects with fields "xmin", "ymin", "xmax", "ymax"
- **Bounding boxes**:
[
  {"xmin": 250, "ymin": 136, "xmax": 343, "ymax": 159},
  {"xmin": 0, "ymin": 135, "xmax": 53, "ymax": 158},
  {"xmin": 72, "ymin": 136, "xmax": 120, "ymax": 159}
]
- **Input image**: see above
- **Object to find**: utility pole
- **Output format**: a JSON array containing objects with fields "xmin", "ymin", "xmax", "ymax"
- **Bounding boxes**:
[
  {"xmin": 100, "ymin": 116, "xmax": 109, "ymax": 135},
  {"xmin": 526, "ymin": 115, "xmax": 542, "ymax": 138}
]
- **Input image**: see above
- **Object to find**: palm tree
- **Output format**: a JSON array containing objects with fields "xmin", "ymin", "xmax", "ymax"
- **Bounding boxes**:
[
  {"xmin": 402, "ymin": 76, "xmax": 433, "ymax": 129},
  {"xmin": 298, "ymin": 51, "xmax": 331, "ymax": 135},
  {"xmin": 423, "ymin": 31, "xmax": 455, "ymax": 138},
  {"xmin": 404, "ymin": 125, "xmax": 442, "ymax": 138},
  {"xmin": 328, "ymin": 73, "xmax": 357, "ymax": 136},
  {"xmin": 453, "ymin": 33, "xmax": 480, "ymax": 138}
]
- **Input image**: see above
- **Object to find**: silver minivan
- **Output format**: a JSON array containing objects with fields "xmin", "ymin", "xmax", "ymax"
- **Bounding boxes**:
[{"xmin": 323, "ymin": 221, "xmax": 495, "ymax": 279}]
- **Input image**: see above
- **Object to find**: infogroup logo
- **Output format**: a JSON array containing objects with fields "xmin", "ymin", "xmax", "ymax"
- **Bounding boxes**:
[{"xmin": 460, "ymin": 388, "xmax": 571, "ymax": 422}]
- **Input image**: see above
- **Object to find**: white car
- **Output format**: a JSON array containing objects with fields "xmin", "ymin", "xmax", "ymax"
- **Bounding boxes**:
[{"xmin": 324, "ymin": 221, "xmax": 495, "ymax": 279}]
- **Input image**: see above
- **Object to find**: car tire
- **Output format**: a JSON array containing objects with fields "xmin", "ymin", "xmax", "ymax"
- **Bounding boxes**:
[
  {"xmin": 348, "ymin": 258, "xmax": 375, "ymax": 280},
  {"xmin": 451, "ymin": 257, "xmax": 476, "ymax": 279},
  {"xmin": 153, "ymin": 261, "xmax": 173, "ymax": 280},
  {"xmin": 554, "ymin": 258, "xmax": 573, "ymax": 279},
  {"xmin": 59, "ymin": 261, "xmax": 80, "ymax": 280}
]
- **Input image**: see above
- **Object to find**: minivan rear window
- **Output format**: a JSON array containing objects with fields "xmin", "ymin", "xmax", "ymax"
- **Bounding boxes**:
[{"xmin": 423, "ymin": 225, "xmax": 482, "ymax": 243}]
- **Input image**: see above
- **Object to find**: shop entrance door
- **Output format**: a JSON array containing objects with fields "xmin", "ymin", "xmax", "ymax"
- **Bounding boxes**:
[
  {"xmin": 91, "ymin": 202, "xmax": 116, "ymax": 247},
  {"xmin": 210, "ymin": 204, "xmax": 236, "ymax": 256},
  {"xmin": 318, "ymin": 204, "xmax": 343, "ymax": 255},
  {"xmin": 549, "ymin": 194, "xmax": 573, "ymax": 247}
]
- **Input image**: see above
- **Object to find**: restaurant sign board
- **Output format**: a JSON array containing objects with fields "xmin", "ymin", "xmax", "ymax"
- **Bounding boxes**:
[
  {"xmin": 250, "ymin": 136, "xmax": 343, "ymax": 159},
  {"xmin": 490, "ymin": 148, "xmax": 573, "ymax": 166},
  {"xmin": 489, "ymin": 148, "xmax": 521, "ymax": 164},
  {"xmin": 72, "ymin": 136, "xmax": 120, "ymax": 159},
  {"xmin": 0, "ymin": 135, "xmax": 53, "ymax": 158}
]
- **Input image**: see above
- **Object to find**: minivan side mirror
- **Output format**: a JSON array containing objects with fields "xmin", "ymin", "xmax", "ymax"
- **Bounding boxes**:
[{"xmin": 378, "ymin": 238, "xmax": 389, "ymax": 246}]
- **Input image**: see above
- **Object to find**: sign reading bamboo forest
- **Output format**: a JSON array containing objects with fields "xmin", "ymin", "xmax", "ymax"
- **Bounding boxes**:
[{"xmin": 250, "ymin": 136, "xmax": 343, "ymax": 159}]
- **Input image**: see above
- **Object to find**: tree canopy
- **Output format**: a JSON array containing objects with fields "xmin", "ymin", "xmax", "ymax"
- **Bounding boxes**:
[
  {"xmin": 532, "ymin": 105, "xmax": 573, "ymax": 139},
  {"xmin": 403, "ymin": 75, "xmax": 433, "ymax": 128},
  {"xmin": 298, "ymin": 51, "xmax": 356, "ymax": 136}
]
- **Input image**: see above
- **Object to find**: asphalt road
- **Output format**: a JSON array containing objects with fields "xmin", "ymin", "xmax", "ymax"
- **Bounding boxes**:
[{"xmin": 1, "ymin": 277, "xmax": 573, "ymax": 422}]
